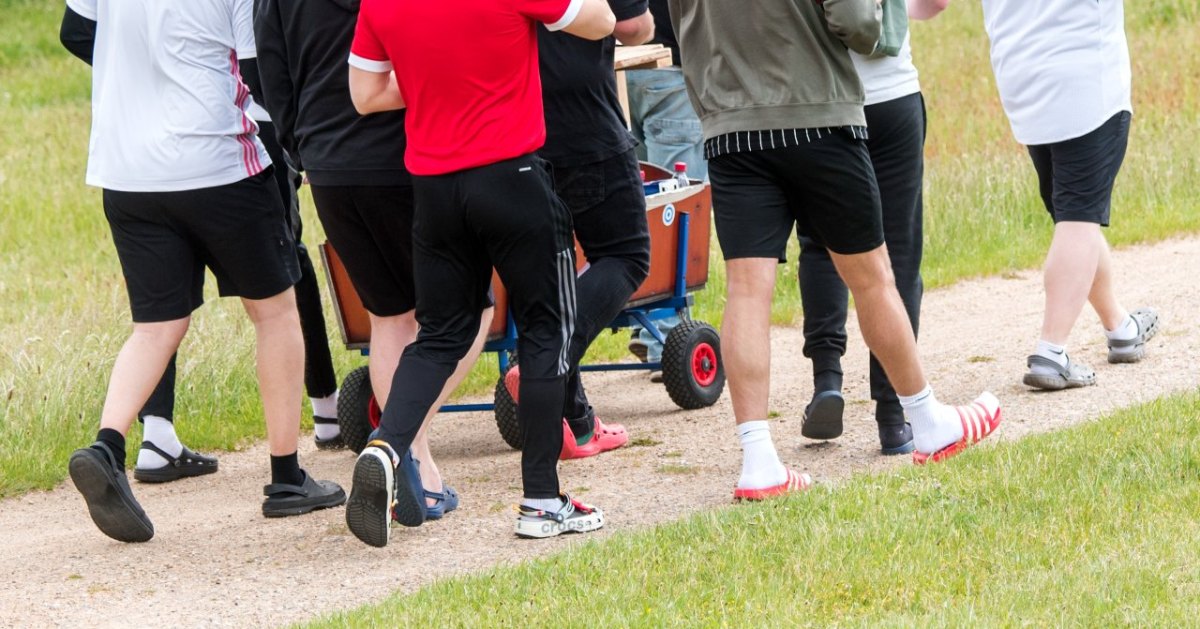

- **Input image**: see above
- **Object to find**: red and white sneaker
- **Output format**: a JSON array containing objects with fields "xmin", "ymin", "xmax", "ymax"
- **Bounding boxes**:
[
  {"xmin": 732, "ymin": 468, "xmax": 813, "ymax": 501},
  {"xmin": 514, "ymin": 494, "xmax": 605, "ymax": 539},
  {"xmin": 912, "ymin": 392, "xmax": 1002, "ymax": 465},
  {"xmin": 560, "ymin": 417, "xmax": 629, "ymax": 460}
]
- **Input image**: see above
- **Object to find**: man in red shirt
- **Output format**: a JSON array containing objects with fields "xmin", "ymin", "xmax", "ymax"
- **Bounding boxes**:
[{"xmin": 344, "ymin": 0, "xmax": 617, "ymax": 546}]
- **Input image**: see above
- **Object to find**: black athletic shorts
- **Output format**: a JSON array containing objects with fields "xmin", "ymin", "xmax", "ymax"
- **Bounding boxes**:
[
  {"xmin": 103, "ymin": 168, "xmax": 300, "ymax": 323},
  {"xmin": 708, "ymin": 128, "xmax": 884, "ymax": 259},
  {"xmin": 1027, "ymin": 110, "xmax": 1131, "ymax": 227},
  {"xmin": 310, "ymin": 185, "xmax": 416, "ymax": 317}
]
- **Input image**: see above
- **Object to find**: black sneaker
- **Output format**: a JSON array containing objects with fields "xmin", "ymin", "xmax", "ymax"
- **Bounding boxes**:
[
  {"xmin": 68, "ymin": 442, "xmax": 154, "ymax": 543},
  {"xmin": 878, "ymin": 422, "xmax": 915, "ymax": 455},
  {"xmin": 514, "ymin": 494, "xmax": 604, "ymax": 539}
]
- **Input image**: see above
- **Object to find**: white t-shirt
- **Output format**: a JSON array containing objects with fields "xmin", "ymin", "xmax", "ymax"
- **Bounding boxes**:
[
  {"xmin": 982, "ymin": 0, "xmax": 1132, "ymax": 146},
  {"xmin": 67, "ymin": 0, "xmax": 271, "ymax": 192},
  {"xmin": 851, "ymin": 33, "xmax": 921, "ymax": 107}
]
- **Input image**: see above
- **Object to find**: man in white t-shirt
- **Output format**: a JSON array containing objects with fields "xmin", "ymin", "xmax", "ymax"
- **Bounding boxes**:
[
  {"xmin": 59, "ymin": 0, "xmax": 345, "ymax": 543},
  {"xmin": 975, "ymin": 0, "xmax": 1159, "ymax": 390}
]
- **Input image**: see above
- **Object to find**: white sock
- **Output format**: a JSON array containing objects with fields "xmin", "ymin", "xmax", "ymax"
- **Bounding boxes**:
[
  {"xmin": 311, "ymin": 392, "xmax": 341, "ymax": 440},
  {"xmin": 310, "ymin": 392, "xmax": 338, "ymax": 419},
  {"xmin": 137, "ymin": 415, "xmax": 182, "ymax": 469},
  {"xmin": 900, "ymin": 386, "xmax": 964, "ymax": 455},
  {"xmin": 736, "ymin": 421, "xmax": 788, "ymax": 489},
  {"xmin": 1105, "ymin": 315, "xmax": 1137, "ymax": 341},
  {"xmin": 522, "ymin": 497, "xmax": 565, "ymax": 512},
  {"xmin": 1029, "ymin": 339, "xmax": 1068, "ymax": 376}
]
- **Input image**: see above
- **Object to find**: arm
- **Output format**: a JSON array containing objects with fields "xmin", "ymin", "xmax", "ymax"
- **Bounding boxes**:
[
  {"xmin": 822, "ymin": 0, "xmax": 882, "ymax": 55},
  {"xmin": 59, "ymin": 6, "xmax": 96, "ymax": 65},
  {"xmin": 554, "ymin": 0, "xmax": 616, "ymax": 41},
  {"xmin": 613, "ymin": 9, "xmax": 654, "ymax": 46},
  {"xmin": 252, "ymin": 0, "xmax": 301, "ymax": 161},
  {"xmin": 348, "ymin": 67, "xmax": 405, "ymax": 114},
  {"xmin": 907, "ymin": 0, "xmax": 949, "ymax": 20}
]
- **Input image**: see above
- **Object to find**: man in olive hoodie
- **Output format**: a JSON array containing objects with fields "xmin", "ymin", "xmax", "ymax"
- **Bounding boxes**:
[{"xmin": 669, "ymin": 0, "xmax": 1003, "ymax": 498}]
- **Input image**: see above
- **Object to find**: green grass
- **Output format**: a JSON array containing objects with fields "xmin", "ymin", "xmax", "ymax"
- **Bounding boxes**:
[
  {"xmin": 309, "ymin": 390, "xmax": 1200, "ymax": 627},
  {"xmin": 2, "ymin": 0, "xmax": 1199, "ymax": 496}
]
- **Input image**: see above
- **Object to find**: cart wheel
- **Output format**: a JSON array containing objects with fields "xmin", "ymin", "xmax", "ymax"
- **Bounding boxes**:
[
  {"xmin": 662, "ymin": 319, "xmax": 725, "ymax": 409},
  {"xmin": 494, "ymin": 364, "xmax": 523, "ymax": 450},
  {"xmin": 337, "ymin": 365, "xmax": 380, "ymax": 454}
]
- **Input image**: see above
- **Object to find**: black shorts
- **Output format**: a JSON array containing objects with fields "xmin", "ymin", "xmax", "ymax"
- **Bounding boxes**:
[
  {"xmin": 310, "ymin": 185, "xmax": 416, "ymax": 317},
  {"xmin": 1027, "ymin": 110, "xmax": 1131, "ymax": 227},
  {"xmin": 103, "ymin": 169, "xmax": 300, "ymax": 323},
  {"xmin": 708, "ymin": 128, "xmax": 884, "ymax": 259}
]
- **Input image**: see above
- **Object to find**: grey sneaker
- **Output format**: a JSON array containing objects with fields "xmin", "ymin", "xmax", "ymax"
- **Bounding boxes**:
[
  {"xmin": 1107, "ymin": 308, "xmax": 1160, "ymax": 364},
  {"xmin": 1023, "ymin": 354, "xmax": 1097, "ymax": 391},
  {"xmin": 515, "ymin": 495, "xmax": 604, "ymax": 539}
]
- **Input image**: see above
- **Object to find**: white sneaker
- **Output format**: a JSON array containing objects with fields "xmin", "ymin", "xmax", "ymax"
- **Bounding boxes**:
[{"xmin": 514, "ymin": 494, "xmax": 604, "ymax": 539}]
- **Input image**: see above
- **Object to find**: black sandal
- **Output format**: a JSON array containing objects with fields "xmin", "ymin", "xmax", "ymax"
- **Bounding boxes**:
[
  {"xmin": 262, "ymin": 470, "xmax": 346, "ymax": 518},
  {"xmin": 132, "ymin": 441, "xmax": 219, "ymax": 483},
  {"xmin": 69, "ymin": 442, "xmax": 154, "ymax": 543}
]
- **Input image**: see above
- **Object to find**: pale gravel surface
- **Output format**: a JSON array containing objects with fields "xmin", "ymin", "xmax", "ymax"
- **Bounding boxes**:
[{"xmin": 2, "ymin": 238, "xmax": 1198, "ymax": 628}]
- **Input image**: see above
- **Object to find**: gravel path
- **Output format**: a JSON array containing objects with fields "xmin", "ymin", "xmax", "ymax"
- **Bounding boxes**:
[{"xmin": 2, "ymin": 237, "xmax": 1197, "ymax": 628}]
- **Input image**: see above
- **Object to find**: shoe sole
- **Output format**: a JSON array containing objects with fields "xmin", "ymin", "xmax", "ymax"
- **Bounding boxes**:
[
  {"xmin": 801, "ymin": 391, "xmax": 845, "ymax": 440},
  {"xmin": 69, "ymin": 450, "xmax": 154, "ymax": 543},
  {"xmin": 1022, "ymin": 372, "xmax": 1095, "ymax": 391},
  {"xmin": 628, "ymin": 341, "xmax": 649, "ymax": 363},
  {"xmin": 880, "ymin": 439, "xmax": 915, "ymax": 456},
  {"xmin": 133, "ymin": 462, "xmax": 219, "ymax": 484},
  {"xmin": 314, "ymin": 435, "xmax": 346, "ymax": 451},
  {"xmin": 346, "ymin": 450, "xmax": 394, "ymax": 548},
  {"xmin": 515, "ymin": 510, "xmax": 605, "ymax": 539}
]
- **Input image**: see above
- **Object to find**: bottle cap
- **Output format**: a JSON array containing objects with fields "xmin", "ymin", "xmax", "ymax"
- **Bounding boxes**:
[{"xmin": 673, "ymin": 161, "xmax": 687, "ymax": 172}]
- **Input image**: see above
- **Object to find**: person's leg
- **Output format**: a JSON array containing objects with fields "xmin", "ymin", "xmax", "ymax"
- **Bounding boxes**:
[
  {"xmin": 187, "ymin": 170, "xmax": 343, "ymax": 514},
  {"xmin": 707, "ymin": 151, "xmax": 810, "ymax": 498},
  {"xmin": 257, "ymin": 121, "xmax": 340, "ymax": 435},
  {"xmin": 556, "ymin": 150, "xmax": 650, "ymax": 447},
  {"xmin": 1025, "ymin": 111, "xmax": 1141, "ymax": 387},
  {"xmin": 863, "ymin": 93, "xmax": 927, "ymax": 453},
  {"xmin": 783, "ymin": 130, "xmax": 998, "ymax": 459},
  {"xmin": 240, "ymin": 289, "xmax": 305, "ymax": 461},
  {"xmin": 796, "ymin": 235, "xmax": 849, "ymax": 440}
]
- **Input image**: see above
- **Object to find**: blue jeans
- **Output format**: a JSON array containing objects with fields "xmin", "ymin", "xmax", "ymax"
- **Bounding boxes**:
[{"xmin": 625, "ymin": 67, "xmax": 707, "ymax": 181}]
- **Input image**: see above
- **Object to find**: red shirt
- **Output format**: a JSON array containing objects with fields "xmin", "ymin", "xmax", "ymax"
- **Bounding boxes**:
[{"xmin": 350, "ymin": 0, "xmax": 582, "ymax": 176}]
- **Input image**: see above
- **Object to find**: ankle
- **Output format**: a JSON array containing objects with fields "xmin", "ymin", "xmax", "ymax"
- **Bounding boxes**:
[
  {"xmin": 95, "ymin": 428, "xmax": 127, "ymax": 469},
  {"xmin": 737, "ymin": 421, "xmax": 787, "ymax": 489},
  {"xmin": 270, "ymin": 452, "xmax": 304, "ymax": 486}
]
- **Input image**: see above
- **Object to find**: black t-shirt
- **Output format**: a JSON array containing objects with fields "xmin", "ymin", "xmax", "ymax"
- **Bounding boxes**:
[
  {"xmin": 648, "ymin": 0, "xmax": 679, "ymax": 66},
  {"xmin": 537, "ymin": 0, "xmax": 647, "ymax": 167}
]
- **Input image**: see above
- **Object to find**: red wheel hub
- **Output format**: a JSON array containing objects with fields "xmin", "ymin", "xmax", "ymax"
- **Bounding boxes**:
[
  {"xmin": 691, "ymin": 342, "xmax": 718, "ymax": 387},
  {"xmin": 368, "ymin": 396, "xmax": 382, "ymax": 430}
]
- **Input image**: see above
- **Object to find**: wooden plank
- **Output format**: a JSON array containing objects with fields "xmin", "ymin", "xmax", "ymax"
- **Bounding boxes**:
[{"xmin": 614, "ymin": 44, "xmax": 672, "ymax": 71}]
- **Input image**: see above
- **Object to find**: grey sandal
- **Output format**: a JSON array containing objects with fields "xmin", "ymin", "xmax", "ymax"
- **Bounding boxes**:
[
  {"xmin": 1023, "ymin": 354, "xmax": 1096, "ymax": 391},
  {"xmin": 1107, "ymin": 307, "xmax": 1160, "ymax": 364}
]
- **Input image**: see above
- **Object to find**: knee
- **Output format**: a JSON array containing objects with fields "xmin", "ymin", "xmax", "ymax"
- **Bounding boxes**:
[
  {"xmin": 131, "ymin": 317, "xmax": 190, "ymax": 348},
  {"xmin": 242, "ymin": 289, "xmax": 300, "ymax": 326}
]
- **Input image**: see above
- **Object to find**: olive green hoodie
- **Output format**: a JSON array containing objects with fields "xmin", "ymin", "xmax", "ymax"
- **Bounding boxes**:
[{"xmin": 668, "ymin": 0, "xmax": 882, "ymax": 138}]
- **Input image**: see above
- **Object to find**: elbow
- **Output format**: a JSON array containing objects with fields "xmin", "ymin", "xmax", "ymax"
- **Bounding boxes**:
[
  {"xmin": 614, "ymin": 14, "xmax": 654, "ymax": 46},
  {"xmin": 909, "ymin": 0, "xmax": 950, "ymax": 20}
]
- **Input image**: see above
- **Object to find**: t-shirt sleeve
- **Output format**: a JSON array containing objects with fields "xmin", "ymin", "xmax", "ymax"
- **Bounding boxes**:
[
  {"xmin": 65, "ymin": 0, "xmax": 97, "ymax": 21},
  {"xmin": 348, "ymin": 9, "xmax": 393, "ymax": 73},
  {"xmin": 609, "ymin": 0, "xmax": 647, "ymax": 22},
  {"xmin": 517, "ymin": 0, "xmax": 584, "ymax": 32},
  {"xmin": 232, "ymin": 0, "xmax": 256, "ymax": 59}
]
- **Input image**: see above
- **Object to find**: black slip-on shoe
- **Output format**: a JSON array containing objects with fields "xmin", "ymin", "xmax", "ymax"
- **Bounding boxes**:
[{"xmin": 69, "ymin": 443, "xmax": 154, "ymax": 543}]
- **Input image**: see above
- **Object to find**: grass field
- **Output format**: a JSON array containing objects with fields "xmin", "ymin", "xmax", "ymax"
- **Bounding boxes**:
[
  {"xmin": 2, "ymin": 0, "xmax": 1199, "ymax": 496},
  {"xmin": 309, "ymin": 391, "xmax": 1200, "ymax": 627}
]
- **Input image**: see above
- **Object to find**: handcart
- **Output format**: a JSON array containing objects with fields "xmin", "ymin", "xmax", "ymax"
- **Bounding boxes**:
[{"xmin": 321, "ymin": 163, "xmax": 724, "ymax": 453}]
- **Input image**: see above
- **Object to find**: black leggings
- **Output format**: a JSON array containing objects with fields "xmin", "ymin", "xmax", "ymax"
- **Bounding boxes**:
[
  {"xmin": 140, "ymin": 121, "xmax": 337, "ymax": 422},
  {"xmin": 797, "ymin": 92, "xmax": 926, "ymax": 424},
  {"xmin": 551, "ymin": 149, "xmax": 651, "ymax": 432},
  {"xmin": 377, "ymin": 154, "xmax": 576, "ymax": 500}
]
